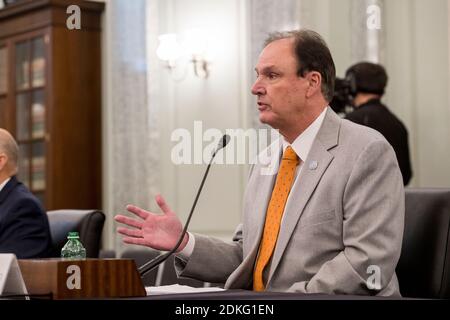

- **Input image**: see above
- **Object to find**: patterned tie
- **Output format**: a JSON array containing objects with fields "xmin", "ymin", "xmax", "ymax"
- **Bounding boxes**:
[{"xmin": 253, "ymin": 146, "xmax": 299, "ymax": 291}]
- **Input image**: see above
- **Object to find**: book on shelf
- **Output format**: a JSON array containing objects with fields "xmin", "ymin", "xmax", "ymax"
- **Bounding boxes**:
[
  {"xmin": 18, "ymin": 158, "xmax": 30, "ymax": 186},
  {"xmin": 17, "ymin": 60, "xmax": 30, "ymax": 90},
  {"xmin": 17, "ymin": 116, "xmax": 30, "ymax": 141},
  {"xmin": 31, "ymin": 155, "xmax": 45, "ymax": 168},
  {"xmin": 32, "ymin": 102, "xmax": 45, "ymax": 138},
  {"xmin": 32, "ymin": 57, "xmax": 45, "ymax": 87},
  {"xmin": 31, "ymin": 155, "xmax": 45, "ymax": 190},
  {"xmin": 32, "ymin": 175, "xmax": 45, "ymax": 190}
]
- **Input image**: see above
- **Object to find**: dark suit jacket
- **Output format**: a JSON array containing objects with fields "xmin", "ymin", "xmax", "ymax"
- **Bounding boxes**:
[
  {"xmin": 345, "ymin": 99, "xmax": 412, "ymax": 185},
  {"xmin": 0, "ymin": 176, "xmax": 53, "ymax": 258}
]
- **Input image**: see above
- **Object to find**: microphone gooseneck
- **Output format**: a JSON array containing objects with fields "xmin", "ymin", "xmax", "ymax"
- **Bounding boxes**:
[{"xmin": 138, "ymin": 134, "xmax": 230, "ymax": 277}]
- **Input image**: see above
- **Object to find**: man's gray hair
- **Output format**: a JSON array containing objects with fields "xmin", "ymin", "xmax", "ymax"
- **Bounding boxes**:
[
  {"xmin": 0, "ymin": 128, "xmax": 19, "ymax": 172},
  {"xmin": 264, "ymin": 29, "xmax": 336, "ymax": 102}
]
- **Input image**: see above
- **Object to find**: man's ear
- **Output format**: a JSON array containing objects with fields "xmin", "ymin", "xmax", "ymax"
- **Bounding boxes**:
[
  {"xmin": 305, "ymin": 71, "xmax": 322, "ymax": 98},
  {"xmin": 0, "ymin": 153, "xmax": 7, "ymax": 172}
]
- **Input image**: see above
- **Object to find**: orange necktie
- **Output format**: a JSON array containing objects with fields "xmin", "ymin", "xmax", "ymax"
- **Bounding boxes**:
[{"xmin": 253, "ymin": 146, "xmax": 299, "ymax": 291}]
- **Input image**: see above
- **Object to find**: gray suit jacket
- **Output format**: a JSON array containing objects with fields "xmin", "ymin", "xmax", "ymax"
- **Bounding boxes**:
[{"xmin": 175, "ymin": 107, "xmax": 404, "ymax": 296}]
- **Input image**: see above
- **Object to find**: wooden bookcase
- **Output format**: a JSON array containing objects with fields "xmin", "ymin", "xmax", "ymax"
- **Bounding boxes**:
[{"xmin": 0, "ymin": 0, "xmax": 103, "ymax": 210}]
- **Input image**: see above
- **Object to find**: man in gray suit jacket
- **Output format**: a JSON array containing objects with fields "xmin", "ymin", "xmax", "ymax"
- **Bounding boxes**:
[{"xmin": 115, "ymin": 29, "xmax": 404, "ymax": 296}]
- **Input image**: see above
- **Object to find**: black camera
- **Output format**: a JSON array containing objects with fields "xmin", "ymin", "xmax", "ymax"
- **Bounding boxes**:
[
  {"xmin": 331, "ymin": 62, "xmax": 388, "ymax": 115},
  {"xmin": 329, "ymin": 77, "xmax": 356, "ymax": 115}
]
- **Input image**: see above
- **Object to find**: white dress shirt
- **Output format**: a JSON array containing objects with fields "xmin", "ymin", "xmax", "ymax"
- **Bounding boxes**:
[
  {"xmin": 177, "ymin": 107, "xmax": 328, "ymax": 260},
  {"xmin": 0, "ymin": 177, "xmax": 11, "ymax": 193}
]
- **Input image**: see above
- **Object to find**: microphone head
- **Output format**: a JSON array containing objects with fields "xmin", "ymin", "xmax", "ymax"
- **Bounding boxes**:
[
  {"xmin": 219, "ymin": 134, "xmax": 231, "ymax": 150},
  {"xmin": 211, "ymin": 134, "xmax": 231, "ymax": 159}
]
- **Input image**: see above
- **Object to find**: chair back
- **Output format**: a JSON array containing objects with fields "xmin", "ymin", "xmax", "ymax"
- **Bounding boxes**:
[
  {"xmin": 397, "ymin": 188, "xmax": 450, "ymax": 298},
  {"xmin": 47, "ymin": 210, "xmax": 105, "ymax": 258}
]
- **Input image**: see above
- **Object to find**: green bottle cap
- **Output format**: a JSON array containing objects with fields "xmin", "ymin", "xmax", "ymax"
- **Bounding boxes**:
[{"xmin": 67, "ymin": 231, "xmax": 79, "ymax": 239}]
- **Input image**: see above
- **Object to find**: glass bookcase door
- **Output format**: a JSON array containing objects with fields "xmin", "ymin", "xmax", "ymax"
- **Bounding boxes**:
[
  {"xmin": 0, "ymin": 98, "xmax": 5, "ymax": 128},
  {"xmin": 15, "ymin": 41, "xmax": 30, "ymax": 90},
  {"xmin": 31, "ymin": 89, "xmax": 45, "ymax": 139},
  {"xmin": 16, "ymin": 93, "xmax": 29, "ymax": 140},
  {"xmin": 18, "ymin": 144, "xmax": 30, "ymax": 188},
  {"xmin": 31, "ymin": 141, "xmax": 45, "ymax": 191},
  {"xmin": 14, "ymin": 36, "xmax": 47, "ymax": 205},
  {"xmin": 0, "ymin": 46, "xmax": 7, "ymax": 95},
  {"xmin": 31, "ymin": 37, "xmax": 45, "ymax": 88},
  {"xmin": 0, "ymin": 46, "xmax": 7, "ymax": 127}
]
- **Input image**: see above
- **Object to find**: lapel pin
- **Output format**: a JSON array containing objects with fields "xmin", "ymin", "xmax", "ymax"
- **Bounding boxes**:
[{"xmin": 309, "ymin": 160, "xmax": 318, "ymax": 170}]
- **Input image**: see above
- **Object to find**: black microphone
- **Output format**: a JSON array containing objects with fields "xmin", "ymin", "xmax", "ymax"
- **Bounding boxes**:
[{"xmin": 139, "ymin": 134, "xmax": 231, "ymax": 277}]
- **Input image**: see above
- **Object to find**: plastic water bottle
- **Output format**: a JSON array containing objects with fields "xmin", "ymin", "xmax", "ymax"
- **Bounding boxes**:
[{"xmin": 61, "ymin": 232, "xmax": 86, "ymax": 259}]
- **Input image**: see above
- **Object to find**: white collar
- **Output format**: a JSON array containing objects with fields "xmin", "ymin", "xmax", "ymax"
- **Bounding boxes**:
[
  {"xmin": 0, "ymin": 177, "xmax": 11, "ymax": 192},
  {"xmin": 282, "ymin": 107, "xmax": 327, "ymax": 162}
]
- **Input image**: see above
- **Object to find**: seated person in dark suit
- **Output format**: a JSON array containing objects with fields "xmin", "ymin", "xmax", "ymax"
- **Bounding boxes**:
[
  {"xmin": 345, "ymin": 62, "xmax": 412, "ymax": 185},
  {"xmin": 0, "ymin": 128, "xmax": 53, "ymax": 258}
]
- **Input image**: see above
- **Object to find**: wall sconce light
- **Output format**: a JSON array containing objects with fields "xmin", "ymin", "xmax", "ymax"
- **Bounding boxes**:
[
  {"xmin": 156, "ymin": 29, "xmax": 210, "ymax": 80},
  {"xmin": 156, "ymin": 34, "xmax": 182, "ymax": 69}
]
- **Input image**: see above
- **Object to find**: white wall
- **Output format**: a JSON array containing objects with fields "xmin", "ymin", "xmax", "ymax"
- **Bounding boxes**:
[
  {"xmin": 149, "ymin": 0, "xmax": 249, "ymax": 240},
  {"xmin": 100, "ymin": 0, "xmax": 450, "ymax": 251},
  {"xmin": 297, "ymin": 0, "xmax": 353, "ymax": 77},
  {"xmin": 384, "ymin": 0, "xmax": 450, "ymax": 187},
  {"xmin": 297, "ymin": 0, "xmax": 450, "ymax": 187}
]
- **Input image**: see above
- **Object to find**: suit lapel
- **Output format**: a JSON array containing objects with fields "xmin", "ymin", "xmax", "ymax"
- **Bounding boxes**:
[
  {"xmin": 225, "ymin": 141, "xmax": 282, "ymax": 289},
  {"xmin": 267, "ymin": 108, "xmax": 341, "ymax": 285},
  {"xmin": 0, "ymin": 176, "xmax": 18, "ymax": 205},
  {"xmin": 247, "ymin": 141, "xmax": 282, "ymax": 256}
]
